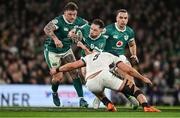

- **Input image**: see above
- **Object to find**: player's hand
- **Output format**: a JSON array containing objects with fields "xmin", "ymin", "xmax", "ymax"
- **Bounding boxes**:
[
  {"xmin": 77, "ymin": 41, "xmax": 86, "ymax": 49},
  {"xmin": 68, "ymin": 29, "xmax": 76, "ymax": 37},
  {"xmin": 50, "ymin": 68, "xmax": 57, "ymax": 75},
  {"xmin": 71, "ymin": 34, "xmax": 79, "ymax": 42},
  {"xmin": 68, "ymin": 29, "xmax": 78, "ymax": 40},
  {"xmin": 54, "ymin": 39, "xmax": 63, "ymax": 48},
  {"xmin": 130, "ymin": 55, "xmax": 139, "ymax": 65},
  {"xmin": 143, "ymin": 77, "xmax": 153, "ymax": 86}
]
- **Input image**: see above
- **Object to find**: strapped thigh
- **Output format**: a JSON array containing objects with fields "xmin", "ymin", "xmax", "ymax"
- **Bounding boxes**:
[
  {"xmin": 122, "ymin": 79, "xmax": 143, "ymax": 98},
  {"xmin": 121, "ymin": 79, "xmax": 135, "ymax": 96}
]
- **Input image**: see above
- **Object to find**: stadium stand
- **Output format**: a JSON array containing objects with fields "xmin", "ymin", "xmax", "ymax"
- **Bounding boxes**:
[{"xmin": 0, "ymin": 0, "xmax": 179, "ymax": 105}]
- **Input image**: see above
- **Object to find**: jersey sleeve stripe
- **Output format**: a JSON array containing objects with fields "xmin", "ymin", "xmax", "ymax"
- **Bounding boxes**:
[
  {"xmin": 81, "ymin": 58, "xmax": 86, "ymax": 66},
  {"xmin": 128, "ymin": 38, "xmax": 135, "ymax": 42}
]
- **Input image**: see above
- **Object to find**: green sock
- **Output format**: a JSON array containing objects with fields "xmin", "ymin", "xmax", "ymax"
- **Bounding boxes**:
[
  {"xmin": 124, "ymin": 93, "xmax": 131, "ymax": 99},
  {"xmin": 73, "ymin": 77, "xmax": 83, "ymax": 97},
  {"xmin": 51, "ymin": 82, "xmax": 59, "ymax": 93}
]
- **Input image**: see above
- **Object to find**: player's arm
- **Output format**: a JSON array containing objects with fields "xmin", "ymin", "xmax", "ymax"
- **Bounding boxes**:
[
  {"xmin": 128, "ymin": 40, "xmax": 139, "ymax": 64},
  {"xmin": 44, "ymin": 20, "xmax": 63, "ymax": 48},
  {"xmin": 116, "ymin": 61, "xmax": 152, "ymax": 85},
  {"xmin": 77, "ymin": 41, "xmax": 92, "ymax": 55},
  {"xmin": 128, "ymin": 40, "xmax": 136, "ymax": 56},
  {"xmin": 50, "ymin": 59, "xmax": 85, "ymax": 75}
]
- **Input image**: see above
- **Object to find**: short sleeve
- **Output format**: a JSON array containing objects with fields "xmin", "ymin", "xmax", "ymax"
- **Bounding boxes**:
[
  {"xmin": 102, "ymin": 27, "xmax": 110, "ymax": 39},
  {"xmin": 81, "ymin": 57, "xmax": 87, "ymax": 65},
  {"xmin": 78, "ymin": 17, "xmax": 88, "ymax": 26},
  {"xmin": 128, "ymin": 28, "xmax": 135, "ymax": 42},
  {"xmin": 51, "ymin": 17, "xmax": 61, "ymax": 30}
]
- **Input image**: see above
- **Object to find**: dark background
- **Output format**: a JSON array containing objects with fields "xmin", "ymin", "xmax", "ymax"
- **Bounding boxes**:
[{"xmin": 0, "ymin": 0, "xmax": 179, "ymax": 105}]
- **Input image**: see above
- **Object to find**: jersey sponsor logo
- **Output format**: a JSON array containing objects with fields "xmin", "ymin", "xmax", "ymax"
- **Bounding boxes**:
[
  {"xmin": 52, "ymin": 63, "xmax": 58, "ymax": 67},
  {"xmin": 73, "ymin": 25, "xmax": 78, "ymax": 29},
  {"xmin": 124, "ymin": 35, "xmax": 129, "ymax": 41},
  {"xmin": 64, "ymin": 27, "xmax": 69, "ymax": 31},
  {"xmin": 116, "ymin": 41, "xmax": 123, "ymax": 47},
  {"xmin": 113, "ymin": 35, "xmax": 118, "ymax": 39},
  {"xmin": 90, "ymin": 44, "xmax": 95, "ymax": 49}
]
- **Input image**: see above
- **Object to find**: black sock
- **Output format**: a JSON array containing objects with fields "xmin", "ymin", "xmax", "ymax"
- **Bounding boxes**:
[
  {"xmin": 142, "ymin": 102, "xmax": 150, "ymax": 107},
  {"xmin": 101, "ymin": 97, "xmax": 112, "ymax": 106}
]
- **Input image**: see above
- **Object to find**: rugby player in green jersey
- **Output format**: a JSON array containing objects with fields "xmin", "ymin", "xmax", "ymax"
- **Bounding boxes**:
[
  {"xmin": 43, "ymin": 2, "xmax": 88, "ymax": 107},
  {"xmin": 69, "ymin": 19, "xmax": 107, "ymax": 77},
  {"xmin": 93, "ymin": 9, "xmax": 139, "ymax": 109}
]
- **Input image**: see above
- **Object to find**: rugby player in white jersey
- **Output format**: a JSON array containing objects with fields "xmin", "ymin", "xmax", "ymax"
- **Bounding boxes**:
[{"xmin": 50, "ymin": 52, "xmax": 161, "ymax": 112}]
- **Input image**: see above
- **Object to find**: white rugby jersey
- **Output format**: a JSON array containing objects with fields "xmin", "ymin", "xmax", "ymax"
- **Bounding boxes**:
[{"xmin": 82, "ymin": 52, "xmax": 123, "ymax": 79}]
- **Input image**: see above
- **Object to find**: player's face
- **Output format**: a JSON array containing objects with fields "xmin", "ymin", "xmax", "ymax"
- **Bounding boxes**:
[
  {"xmin": 116, "ymin": 12, "xmax": 128, "ymax": 28},
  {"xmin": 90, "ymin": 24, "xmax": 102, "ymax": 38},
  {"xmin": 64, "ymin": 10, "xmax": 77, "ymax": 23}
]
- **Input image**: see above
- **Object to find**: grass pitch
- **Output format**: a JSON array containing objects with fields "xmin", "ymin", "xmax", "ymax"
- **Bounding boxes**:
[{"xmin": 0, "ymin": 106, "xmax": 180, "ymax": 118}]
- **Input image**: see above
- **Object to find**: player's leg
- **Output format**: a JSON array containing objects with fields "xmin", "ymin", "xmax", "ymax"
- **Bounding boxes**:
[
  {"xmin": 44, "ymin": 50, "xmax": 63, "ymax": 106},
  {"xmin": 116, "ymin": 68, "xmax": 139, "ymax": 109},
  {"xmin": 81, "ymin": 67, "xmax": 86, "ymax": 78},
  {"xmin": 121, "ymin": 78, "xmax": 161, "ymax": 112},
  {"xmin": 96, "ymin": 70, "xmax": 136, "ymax": 111},
  {"xmin": 63, "ymin": 49, "xmax": 88, "ymax": 107},
  {"xmin": 116, "ymin": 55, "xmax": 139, "ymax": 109},
  {"xmin": 93, "ymin": 65, "xmax": 139, "ymax": 109},
  {"xmin": 94, "ymin": 92, "xmax": 117, "ymax": 112},
  {"xmin": 85, "ymin": 74, "xmax": 116, "ymax": 112},
  {"xmin": 93, "ymin": 96, "xmax": 101, "ymax": 109}
]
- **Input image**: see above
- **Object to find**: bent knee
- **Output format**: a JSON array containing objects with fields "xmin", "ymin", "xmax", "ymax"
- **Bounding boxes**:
[
  {"xmin": 69, "ymin": 69, "xmax": 79, "ymax": 79},
  {"xmin": 52, "ymin": 72, "xmax": 63, "ymax": 82}
]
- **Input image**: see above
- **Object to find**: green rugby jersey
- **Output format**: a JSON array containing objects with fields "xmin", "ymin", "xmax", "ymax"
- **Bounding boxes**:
[
  {"xmin": 78, "ymin": 24, "xmax": 107, "ymax": 57},
  {"xmin": 104, "ymin": 23, "xmax": 135, "ymax": 56},
  {"xmin": 44, "ymin": 15, "xmax": 87, "ymax": 53}
]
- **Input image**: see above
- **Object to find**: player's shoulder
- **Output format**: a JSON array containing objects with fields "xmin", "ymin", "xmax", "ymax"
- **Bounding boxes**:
[
  {"xmin": 76, "ymin": 16, "xmax": 83, "ymax": 21},
  {"xmin": 75, "ymin": 17, "xmax": 88, "ymax": 24},
  {"xmin": 101, "ymin": 52, "xmax": 115, "ymax": 57},
  {"xmin": 100, "ymin": 34, "xmax": 108, "ymax": 40},
  {"xmin": 78, "ymin": 23, "xmax": 90, "ymax": 35},
  {"xmin": 102, "ymin": 52, "xmax": 120, "ymax": 62},
  {"xmin": 80, "ymin": 23, "xmax": 90, "ymax": 29},
  {"xmin": 126, "ymin": 25, "xmax": 134, "ymax": 33},
  {"xmin": 51, "ymin": 15, "xmax": 63, "ymax": 24},
  {"xmin": 105, "ymin": 23, "xmax": 115, "ymax": 30},
  {"xmin": 104, "ymin": 23, "xmax": 116, "ymax": 34},
  {"xmin": 82, "ymin": 52, "xmax": 96, "ymax": 61},
  {"xmin": 53, "ymin": 15, "xmax": 63, "ymax": 21}
]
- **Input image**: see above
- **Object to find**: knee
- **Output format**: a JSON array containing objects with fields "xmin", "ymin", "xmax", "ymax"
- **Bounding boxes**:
[
  {"xmin": 52, "ymin": 72, "xmax": 63, "ymax": 82},
  {"xmin": 121, "ymin": 79, "xmax": 143, "ymax": 98},
  {"xmin": 69, "ymin": 69, "xmax": 79, "ymax": 80}
]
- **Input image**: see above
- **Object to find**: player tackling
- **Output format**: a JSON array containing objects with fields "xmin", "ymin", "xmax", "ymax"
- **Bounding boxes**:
[{"xmin": 50, "ymin": 52, "xmax": 161, "ymax": 112}]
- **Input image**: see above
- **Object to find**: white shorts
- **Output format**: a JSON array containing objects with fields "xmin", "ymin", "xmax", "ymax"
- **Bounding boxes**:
[
  {"xmin": 119, "ymin": 55, "xmax": 131, "ymax": 65},
  {"xmin": 44, "ymin": 48, "xmax": 75, "ymax": 68},
  {"xmin": 85, "ymin": 70, "xmax": 123, "ymax": 93}
]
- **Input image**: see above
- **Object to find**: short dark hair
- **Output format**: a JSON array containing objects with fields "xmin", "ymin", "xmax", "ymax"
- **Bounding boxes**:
[
  {"xmin": 92, "ymin": 19, "xmax": 105, "ymax": 29},
  {"xmin": 64, "ymin": 2, "xmax": 78, "ymax": 11},
  {"xmin": 116, "ymin": 9, "xmax": 128, "ymax": 16}
]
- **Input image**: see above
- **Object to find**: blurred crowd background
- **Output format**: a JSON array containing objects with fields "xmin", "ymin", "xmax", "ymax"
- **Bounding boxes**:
[{"xmin": 0, "ymin": 0, "xmax": 179, "ymax": 105}]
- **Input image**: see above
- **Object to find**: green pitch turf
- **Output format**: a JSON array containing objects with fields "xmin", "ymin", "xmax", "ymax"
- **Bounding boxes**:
[{"xmin": 0, "ymin": 106, "xmax": 180, "ymax": 118}]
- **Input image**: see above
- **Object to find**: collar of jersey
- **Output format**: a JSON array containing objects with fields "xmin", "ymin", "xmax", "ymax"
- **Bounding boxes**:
[
  {"xmin": 89, "ymin": 33, "xmax": 102, "ymax": 40},
  {"xmin": 63, "ymin": 15, "xmax": 74, "ymax": 24},
  {"xmin": 115, "ymin": 23, "xmax": 126, "ymax": 32}
]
